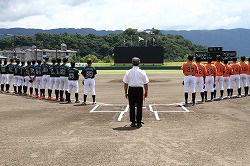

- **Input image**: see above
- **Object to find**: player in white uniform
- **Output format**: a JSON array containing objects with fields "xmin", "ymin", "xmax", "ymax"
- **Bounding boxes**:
[
  {"xmin": 239, "ymin": 56, "xmax": 249, "ymax": 97},
  {"xmin": 59, "ymin": 58, "xmax": 69, "ymax": 102},
  {"xmin": 34, "ymin": 60, "xmax": 43, "ymax": 98},
  {"xmin": 81, "ymin": 59, "xmax": 97, "ymax": 105},
  {"xmin": 13, "ymin": 59, "xmax": 21, "ymax": 94},
  {"xmin": 48, "ymin": 59, "xmax": 56, "ymax": 99},
  {"xmin": 17, "ymin": 61, "xmax": 25, "ymax": 95},
  {"xmin": 6, "ymin": 59, "xmax": 15, "ymax": 93},
  {"xmin": 40, "ymin": 57, "xmax": 50, "ymax": 99},
  {"xmin": 54, "ymin": 58, "xmax": 61, "ymax": 101},
  {"xmin": 0, "ymin": 60, "xmax": 2, "ymax": 85},
  {"xmin": 223, "ymin": 58, "xmax": 232, "ymax": 98},
  {"xmin": 0, "ymin": 60, "xmax": 8, "ymax": 93},
  {"xmin": 23, "ymin": 61, "xmax": 31, "ymax": 96},
  {"xmin": 67, "ymin": 62, "xmax": 80, "ymax": 103}
]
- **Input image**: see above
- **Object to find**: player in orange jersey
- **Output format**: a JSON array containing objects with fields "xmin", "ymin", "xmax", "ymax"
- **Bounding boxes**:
[
  {"xmin": 223, "ymin": 58, "xmax": 232, "ymax": 98},
  {"xmin": 247, "ymin": 57, "xmax": 250, "ymax": 96},
  {"xmin": 181, "ymin": 54, "xmax": 198, "ymax": 106},
  {"xmin": 195, "ymin": 56, "xmax": 206, "ymax": 103},
  {"xmin": 239, "ymin": 56, "xmax": 249, "ymax": 96},
  {"xmin": 230, "ymin": 57, "xmax": 241, "ymax": 98},
  {"xmin": 214, "ymin": 55, "xmax": 225, "ymax": 99},
  {"xmin": 204, "ymin": 57, "xmax": 216, "ymax": 101}
]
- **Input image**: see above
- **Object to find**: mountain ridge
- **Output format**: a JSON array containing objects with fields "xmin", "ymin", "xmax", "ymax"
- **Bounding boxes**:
[{"xmin": 1, "ymin": 28, "xmax": 249, "ymax": 56}]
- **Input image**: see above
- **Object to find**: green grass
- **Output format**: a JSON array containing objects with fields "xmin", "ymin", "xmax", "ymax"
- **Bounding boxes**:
[
  {"xmin": 98, "ymin": 70, "xmax": 182, "ymax": 74},
  {"xmin": 90, "ymin": 62, "xmax": 184, "ymax": 67}
]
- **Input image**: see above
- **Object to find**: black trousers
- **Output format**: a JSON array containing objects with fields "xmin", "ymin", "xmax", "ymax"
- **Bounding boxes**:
[{"xmin": 128, "ymin": 87, "xmax": 143, "ymax": 124}]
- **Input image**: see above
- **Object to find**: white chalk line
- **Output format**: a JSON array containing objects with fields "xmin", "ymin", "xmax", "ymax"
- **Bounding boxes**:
[
  {"xmin": 89, "ymin": 102, "xmax": 192, "ymax": 121},
  {"xmin": 118, "ymin": 105, "xmax": 129, "ymax": 121}
]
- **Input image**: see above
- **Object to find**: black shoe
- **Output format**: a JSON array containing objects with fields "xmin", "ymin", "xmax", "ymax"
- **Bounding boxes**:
[
  {"xmin": 75, "ymin": 100, "xmax": 80, "ymax": 103},
  {"xmin": 60, "ymin": 98, "xmax": 64, "ymax": 102},
  {"xmin": 67, "ymin": 100, "xmax": 71, "ymax": 103},
  {"xmin": 137, "ymin": 123, "xmax": 142, "ymax": 128},
  {"xmin": 130, "ymin": 123, "xmax": 136, "ymax": 127}
]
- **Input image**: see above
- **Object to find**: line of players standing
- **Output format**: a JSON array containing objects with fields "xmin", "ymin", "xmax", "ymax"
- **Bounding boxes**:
[
  {"xmin": 182, "ymin": 55, "xmax": 250, "ymax": 106},
  {"xmin": 0, "ymin": 58, "xmax": 97, "ymax": 105}
]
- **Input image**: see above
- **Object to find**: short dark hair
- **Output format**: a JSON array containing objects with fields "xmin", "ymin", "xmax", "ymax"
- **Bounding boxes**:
[
  {"xmin": 207, "ymin": 57, "xmax": 212, "ymax": 63},
  {"xmin": 27, "ymin": 61, "xmax": 31, "ymax": 65},
  {"xmin": 187, "ymin": 55, "xmax": 194, "ymax": 61},
  {"xmin": 37, "ymin": 60, "xmax": 42, "ymax": 64},
  {"xmin": 15, "ymin": 59, "xmax": 20, "ymax": 63},
  {"xmin": 216, "ymin": 55, "xmax": 221, "ymax": 61},
  {"xmin": 132, "ymin": 57, "xmax": 140, "ymax": 66},
  {"xmin": 32, "ymin": 60, "xmax": 36, "ymax": 64},
  {"xmin": 44, "ymin": 57, "xmax": 49, "ymax": 61},
  {"xmin": 240, "ymin": 56, "xmax": 245, "ymax": 61},
  {"xmin": 51, "ymin": 59, "xmax": 56, "ymax": 64},
  {"xmin": 232, "ymin": 57, "xmax": 237, "ymax": 62},
  {"xmin": 223, "ymin": 58, "xmax": 228, "ymax": 64},
  {"xmin": 63, "ymin": 58, "xmax": 68, "ymax": 63},
  {"xmin": 87, "ymin": 58, "xmax": 92, "ymax": 64},
  {"xmin": 71, "ymin": 62, "xmax": 75, "ymax": 67},
  {"xmin": 10, "ymin": 59, "xmax": 14, "ymax": 62},
  {"xmin": 56, "ymin": 58, "xmax": 61, "ymax": 63},
  {"xmin": 195, "ymin": 56, "xmax": 201, "ymax": 62}
]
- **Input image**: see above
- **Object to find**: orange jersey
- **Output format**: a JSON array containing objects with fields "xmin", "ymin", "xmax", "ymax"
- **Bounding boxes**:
[
  {"xmin": 214, "ymin": 61, "xmax": 225, "ymax": 76},
  {"xmin": 205, "ymin": 63, "xmax": 216, "ymax": 76},
  {"xmin": 239, "ymin": 61, "xmax": 249, "ymax": 74},
  {"xmin": 248, "ymin": 63, "xmax": 250, "ymax": 75},
  {"xmin": 195, "ymin": 62, "xmax": 206, "ymax": 77},
  {"xmin": 223, "ymin": 64, "xmax": 232, "ymax": 77},
  {"xmin": 230, "ymin": 63, "xmax": 241, "ymax": 75},
  {"xmin": 182, "ymin": 61, "xmax": 197, "ymax": 76}
]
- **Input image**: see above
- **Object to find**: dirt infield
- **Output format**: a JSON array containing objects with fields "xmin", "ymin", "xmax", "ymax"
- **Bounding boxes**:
[{"xmin": 0, "ymin": 73, "xmax": 250, "ymax": 165}]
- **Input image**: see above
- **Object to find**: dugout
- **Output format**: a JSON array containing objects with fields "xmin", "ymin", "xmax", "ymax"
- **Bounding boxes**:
[{"xmin": 114, "ymin": 47, "xmax": 164, "ymax": 64}]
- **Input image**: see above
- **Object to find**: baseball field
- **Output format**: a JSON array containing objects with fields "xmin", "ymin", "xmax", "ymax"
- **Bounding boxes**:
[{"xmin": 0, "ymin": 70, "xmax": 250, "ymax": 165}]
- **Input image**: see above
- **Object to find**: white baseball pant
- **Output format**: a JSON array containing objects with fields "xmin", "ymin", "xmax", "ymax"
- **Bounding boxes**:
[
  {"xmin": 230, "ymin": 75, "xmax": 241, "ymax": 89},
  {"xmin": 60, "ymin": 76, "xmax": 69, "ymax": 91},
  {"xmin": 48, "ymin": 77, "xmax": 55, "ymax": 90},
  {"xmin": 84, "ymin": 78, "xmax": 96, "ymax": 95},
  {"xmin": 195, "ymin": 76, "xmax": 204, "ymax": 92},
  {"xmin": 184, "ymin": 75, "xmax": 196, "ymax": 93},
  {"xmin": 223, "ymin": 77, "xmax": 231, "ymax": 89},
  {"xmin": 68, "ymin": 80, "xmax": 79, "ymax": 93},
  {"xmin": 1, "ymin": 74, "xmax": 7, "ymax": 84},
  {"xmin": 6, "ymin": 74, "xmax": 14, "ymax": 84},
  {"xmin": 54, "ymin": 77, "xmax": 60, "ymax": 90},
  {"xmin": 240, "ymin": 74, "xmax": 248, "ymax": 87},
  {"xmin": 41, "ymin": 75, "xmax": 50, "ymax": 89},
  {"xmin": 35, "ymin": 76, "xmax": 42, "ymax": 89},
  {"xmin": 204, "ymin": 76, "xmax": 214, "ymax": 92},
  {"xmin": 215, "ymin": 76, "xmax": 224, "ymax": 90}
]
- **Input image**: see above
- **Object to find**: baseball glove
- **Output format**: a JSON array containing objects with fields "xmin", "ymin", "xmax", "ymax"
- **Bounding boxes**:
[
  {"xmin": 82, "ymin": 80, "xmax": 84, "ymax": 85},
  {"xmin": 29, "ymin": 80, "xmax": 33, "ymax": 83}
]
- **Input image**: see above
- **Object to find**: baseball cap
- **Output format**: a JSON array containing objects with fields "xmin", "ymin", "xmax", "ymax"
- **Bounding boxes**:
[{"xmin": 132, "ymin": 57, "xmax": 140, "ymax": 65}]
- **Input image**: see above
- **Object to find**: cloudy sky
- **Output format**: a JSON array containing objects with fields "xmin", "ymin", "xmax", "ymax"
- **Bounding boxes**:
[{"xmin": 0, "ymin": 0, "xmax": 250, "ymax": 30}]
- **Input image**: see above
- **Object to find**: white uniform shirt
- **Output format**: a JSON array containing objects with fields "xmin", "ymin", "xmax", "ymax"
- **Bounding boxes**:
[{"xmin": 123, "ymin": 66, "xmax": 149, "ymax": 87}]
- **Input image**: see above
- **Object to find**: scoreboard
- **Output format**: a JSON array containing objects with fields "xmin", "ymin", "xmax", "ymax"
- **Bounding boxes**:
[{"xmin": 195, "ymin": 47, "xmax": 236, "ymax": 61}]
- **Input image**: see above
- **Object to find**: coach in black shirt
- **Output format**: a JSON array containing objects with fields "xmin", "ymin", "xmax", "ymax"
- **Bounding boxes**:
[{"xmin": 123, "ymin": 57, "xmax": 149, "ymax": 128}]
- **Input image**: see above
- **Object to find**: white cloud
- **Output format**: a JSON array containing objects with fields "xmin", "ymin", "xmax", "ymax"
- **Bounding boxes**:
[{"xmin": 0, "ymin": 0, "xmax": 250, "ymax": 30}]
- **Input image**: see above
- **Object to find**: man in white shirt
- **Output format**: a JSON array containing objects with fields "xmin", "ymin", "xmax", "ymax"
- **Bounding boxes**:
[{"xmin": 123, "ymin": 57, "xmax": 149, "ymax": 128}]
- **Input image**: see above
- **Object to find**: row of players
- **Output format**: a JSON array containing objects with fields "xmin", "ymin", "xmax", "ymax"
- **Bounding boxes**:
[
  {"xmin": 182, "ymin": 55, "xmax": 250, "ymax": 106},
  {"xmin": 0, "ymin": 58, "xmax": 97, "ymax": 104}
]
